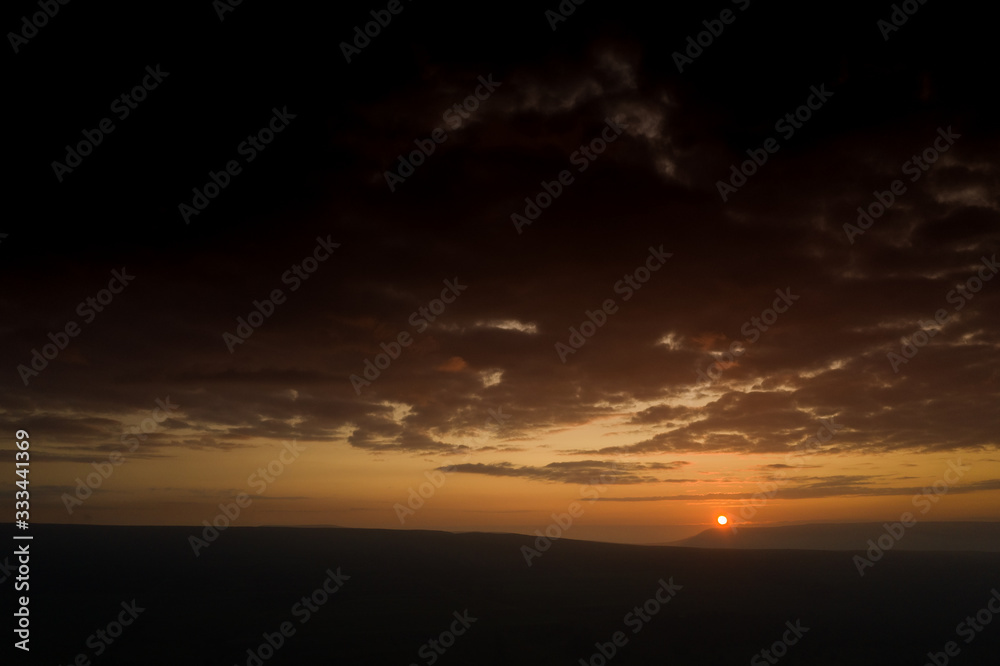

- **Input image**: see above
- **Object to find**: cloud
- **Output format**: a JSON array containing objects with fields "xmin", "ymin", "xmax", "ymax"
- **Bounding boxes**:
[
  {"xmin": 438, "ymin": 459, "xmax": 690, "ymax": 485},
  {"xmin": 436, "ymin": 356, "xmax": 468, "ymax": 372},
  {"xmin": 2, "ymin": 18, "xmax": 998, "ymax": 489},
  {"xmin": 596, "ymin": 477, "xmax": 1000, "ymax": 502}
]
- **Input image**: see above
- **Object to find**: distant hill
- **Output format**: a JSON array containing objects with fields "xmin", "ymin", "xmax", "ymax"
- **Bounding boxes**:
[{"xmin": 662, "ymin": 521, "xmax": 1000, "ymax": 552}]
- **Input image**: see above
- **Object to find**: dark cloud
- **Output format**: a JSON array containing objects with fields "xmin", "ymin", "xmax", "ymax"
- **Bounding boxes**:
[
  {"xmin": 598, "ymin": 477, "xmax": 1000, "ymax": 502},
  {"xmin": 438, "ymin": 460, "xmax": 690, "ymax": 485}
]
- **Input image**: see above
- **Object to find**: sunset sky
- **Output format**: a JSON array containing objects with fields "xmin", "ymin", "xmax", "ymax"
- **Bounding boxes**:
[{"xmin": 4, "ymin": 0, "xmax": 999, "ymax": 543}]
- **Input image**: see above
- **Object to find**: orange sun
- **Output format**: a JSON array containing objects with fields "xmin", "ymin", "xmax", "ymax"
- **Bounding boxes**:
[{"xmin": 716, "ymin": 515, "xmax": 728, "ymax": 525}]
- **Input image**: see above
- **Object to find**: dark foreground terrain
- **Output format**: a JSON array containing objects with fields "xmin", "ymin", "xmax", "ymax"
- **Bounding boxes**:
[{"xmin": 5, "ymin": 524, "xmax": 1000, "ymax": 665}]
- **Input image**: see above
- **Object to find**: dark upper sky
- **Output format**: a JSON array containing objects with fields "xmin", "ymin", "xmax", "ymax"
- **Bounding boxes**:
[{"xmin": 4, "ymin": 0, "xmax": 999, "ymax": 528}]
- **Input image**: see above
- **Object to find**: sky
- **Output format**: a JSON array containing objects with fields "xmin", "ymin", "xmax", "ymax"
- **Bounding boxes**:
[{"xmin": 4, "ymin": 0, "xmax": 999, "ymax": 544}]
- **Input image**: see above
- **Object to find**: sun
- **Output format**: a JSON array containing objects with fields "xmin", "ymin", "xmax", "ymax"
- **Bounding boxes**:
[{"xmin": 716, "ymin": 515, "xmax": 728, "ymax": 526}]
